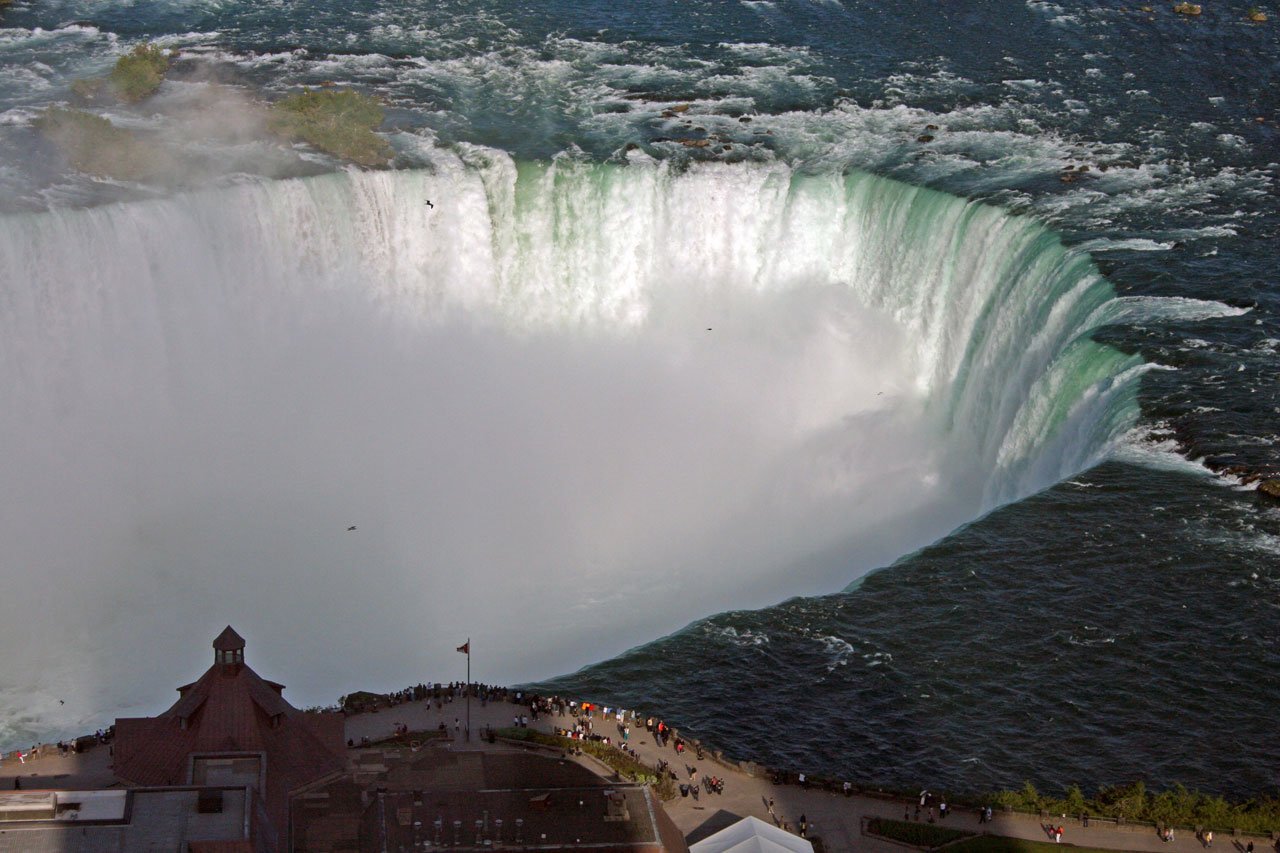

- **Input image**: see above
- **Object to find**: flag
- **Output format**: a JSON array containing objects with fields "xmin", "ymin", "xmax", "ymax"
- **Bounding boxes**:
[{"xmin": 456, "ymin": 641, "xmax": 469, "ymax": 654}]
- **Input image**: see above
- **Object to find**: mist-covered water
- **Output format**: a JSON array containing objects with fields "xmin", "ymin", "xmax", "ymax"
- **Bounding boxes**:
[
  {"xmin": 0, "ymin": 0, "xmax": 1277, "ymax": 798},
  {"xmin": 0, "ymin": 159, "xmax": 1156, "ymax": 732}
]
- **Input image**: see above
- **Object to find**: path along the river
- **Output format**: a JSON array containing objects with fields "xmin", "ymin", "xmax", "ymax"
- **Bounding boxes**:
[
  {"xmin": 343, "ymin": 695, "xmax": 1277, "ymax": 853},
  {"xmin": 2, "ymin": 696, "xmax": 1271, "ymax": 853}
]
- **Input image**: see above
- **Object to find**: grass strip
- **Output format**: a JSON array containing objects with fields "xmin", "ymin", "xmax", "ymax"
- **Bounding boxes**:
[
  {"xmin": 865, "ymin": 817, "xmax": 974, "ymax": 848},
  {"xmin": 496, "ymin": 727, "xmax": 676, "ymax": 800}
]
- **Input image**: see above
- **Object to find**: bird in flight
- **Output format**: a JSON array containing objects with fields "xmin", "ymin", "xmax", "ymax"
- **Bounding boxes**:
[{"xmin": 347, "ymin": 525, "xmax": 357, "ymax": 531}]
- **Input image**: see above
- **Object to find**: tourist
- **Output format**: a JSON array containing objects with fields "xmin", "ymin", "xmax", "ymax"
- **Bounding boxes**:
[
  {"xmin": 843, "ymin": 780, "xmax": 852, "ymax": 797},
  {"xmin": 940, "ymin": 800, "xmax": 948, "ymax": 820},
  {"xmin": 1206, "ymin": 830, "xmax": 1214, "ymax": 848},
  {"xmin": 1055, "ymin": 825, "xmax": 1063, "ymax": 844}
]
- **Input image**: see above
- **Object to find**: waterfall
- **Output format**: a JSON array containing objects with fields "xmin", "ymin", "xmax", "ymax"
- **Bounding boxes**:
[{"xmin": 0, "ymin": 153, "xmax": 1142, "ymax": 743}]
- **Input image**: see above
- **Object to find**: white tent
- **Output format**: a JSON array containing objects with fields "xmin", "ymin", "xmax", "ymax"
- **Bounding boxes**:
[{"xmin": 688, "ymin": 815, "xmax": 815, "ymax": 853}]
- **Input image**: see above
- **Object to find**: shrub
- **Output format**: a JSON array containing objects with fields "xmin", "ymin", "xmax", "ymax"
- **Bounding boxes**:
[
  {"xmin": 987, "ymin": 781, "xmax": 1280, "ymax": 835},
  {"xmin": 366, "ymin": 728, "xmax": 449, "ymax": 748},
  {"xmin": 495, "ymin": 728, "xmax": 676, "ymax": 800},
  {"xmin": 947, "ymin": 839, "xmax": 1117, "ymax": 853},
  {"xmin": 865, "ymin": 817, "xmax": 973, "ymax": 848},
  {"xmin": 36, "ymin": 108, "xmax": 169, "ymax": 180},
  {"xmin": 340, "ymin": 690, "xmax": 390, "ymax": 713},
  {"xmin": 267, "ymin": 89, "xmax": 393, "ymax": 166},
  {"xmin": 109, "ymin": 43, "xmax": 171, "ymax": 102}
]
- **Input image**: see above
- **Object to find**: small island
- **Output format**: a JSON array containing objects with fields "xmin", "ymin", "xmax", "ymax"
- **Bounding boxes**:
[{"xmin": 266, "ymin": 88, "xmax": 394, "ymax": 167}]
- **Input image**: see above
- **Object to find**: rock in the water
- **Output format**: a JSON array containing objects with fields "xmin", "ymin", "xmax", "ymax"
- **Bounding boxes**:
[
  {"xmin": 1173, "ymin": 2, "xmax": 1202, "ymax": 16},
  {"xmin": 670, "ymin": 103, "xmax": 691, "ymax": 113},
  {"xmin": 925, "ymin": 123, "xmax": 939, "ymax": 130},
  {"xmin": 916, "ymin": 134, "xmax": 934, "ymax": 143},
  {"xmin": 1258, "ymin": 479, "xmax": 1280, "ymax": 500},
  {"xmin": 1247, "ymin": 8, "xmax": 1267, "ymax": 21}
]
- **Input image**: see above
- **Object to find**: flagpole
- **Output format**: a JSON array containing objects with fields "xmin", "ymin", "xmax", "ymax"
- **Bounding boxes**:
[{"xmin": 465, "ymin": 638, "xmax": 471, "ymax": 742}]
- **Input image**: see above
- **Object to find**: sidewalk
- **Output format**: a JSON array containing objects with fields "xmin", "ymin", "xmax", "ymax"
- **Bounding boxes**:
[
  {"xmin": 0, "ymin": 744, "xmax": 118, "ymax": 790},
  {"xmin": 344, "ymin": 695, "xmax": 1278, "ymax": 853}
]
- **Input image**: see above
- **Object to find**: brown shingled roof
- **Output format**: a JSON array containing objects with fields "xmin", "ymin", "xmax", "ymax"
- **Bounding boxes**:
[{"xmin": 114, "ymin": 628, "xmax": 346, "ymax": 843}]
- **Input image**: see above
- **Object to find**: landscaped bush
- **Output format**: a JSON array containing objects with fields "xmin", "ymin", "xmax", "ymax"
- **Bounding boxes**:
[
  {"xmin": 946, "ymin": 838, "xmax": 1116, "ymax": 853},
  {"xmin": 109, "ymin": 43, "xmax": 171, "ymax": 102},
  {"xmin": 367, "ymin": 728, "xmax": 449, "ymax": 748},
  {"xmin": 495, "ymin": 728, "xmax": 676, "ymax": 800},
  {"xmin": 267, "ymin": 89, "xmax": 393, "ymax": 166},
  {"xmin": 35, "ymin": 108, "xmax": 168, "ymax": 180},
  {"xmin": 989, "ymin": 781, "xmax": 1280, "ymax": 835},
  {"xmin": 865, "ymin": 817, "xmax": 973, "ymax": 848}
]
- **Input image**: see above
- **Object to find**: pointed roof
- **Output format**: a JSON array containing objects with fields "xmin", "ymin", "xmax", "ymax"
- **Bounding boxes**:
[
  {"xmin": 113, "ymin": 628, "xmax": 346, "ymax": 841},
  {"xmin": 213, "ymin": 625, "xmax": 246, "ymax": 652}
]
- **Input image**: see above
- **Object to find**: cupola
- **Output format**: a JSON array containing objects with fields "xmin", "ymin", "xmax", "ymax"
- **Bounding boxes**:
[{"xmin": 212, "ymin": 625, "xmax": 245, "ymax": 670}]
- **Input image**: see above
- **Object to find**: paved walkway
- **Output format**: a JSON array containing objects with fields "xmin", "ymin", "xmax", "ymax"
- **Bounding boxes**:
[
  {"xmin": 0, "ymin": 745, "xmax": 116, "ymax": 790},
  {"xmin": 344, "ymin": 695, "xmax": 1278, "ymax": 853},
  {"xmin": 6, "ymin": 697, "xmax": 1271, "ymax": 853}
]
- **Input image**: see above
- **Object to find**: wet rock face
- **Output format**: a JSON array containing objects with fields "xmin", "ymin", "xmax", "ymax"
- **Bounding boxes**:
[{"xmin": 1258, "ymin": 479, "xmax": 1280, "ymax": 501}]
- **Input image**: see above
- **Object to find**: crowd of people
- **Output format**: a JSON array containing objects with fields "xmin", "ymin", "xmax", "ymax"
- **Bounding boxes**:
[{"xmin": 1, "ymin": 727, "xmax": 113, "ymax": 767}]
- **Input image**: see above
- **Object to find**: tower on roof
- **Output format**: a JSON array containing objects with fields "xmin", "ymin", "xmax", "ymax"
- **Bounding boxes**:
[
  {"xmin": 113, "ymin": 624, "xmax": 347, "ymax": 845},
  {"xmin": 213, "ymin": 625, "xmax": 245, "ymax": 668}
]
